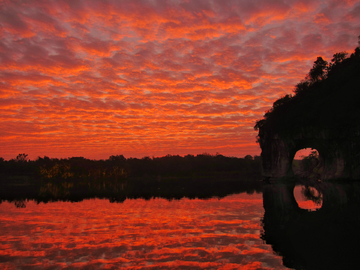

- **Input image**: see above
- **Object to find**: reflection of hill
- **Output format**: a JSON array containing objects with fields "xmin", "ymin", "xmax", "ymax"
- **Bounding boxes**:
[{"xmin": 262, "ymin": 180, "xmax": 360, "ymax": 269}]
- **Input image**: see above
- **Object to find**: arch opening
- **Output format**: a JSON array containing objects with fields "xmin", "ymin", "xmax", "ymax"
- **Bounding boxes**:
[
  {"xmin": 292, "ymin": 148, "xmax": 322, "ymax": 179},
  {"xmin": 293, "ymin": 184, "xmax": 323, "ymax": 211}
]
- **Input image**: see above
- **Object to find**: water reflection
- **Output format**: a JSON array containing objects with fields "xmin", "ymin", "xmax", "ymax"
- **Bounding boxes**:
[
  {"xmin": 262, "ymin": 179, "xmax": 360, "ymax": 270},
  {"xmin": 0, "ymin": 193, "xmax": 288, "ymax": 269},
  {"xmin": 293, "ymin": 184, "xmax": 323, "ymax": 211},
  {"xmin": 1, "ymin": 179, "xmax": 359, "ymax": 269}
]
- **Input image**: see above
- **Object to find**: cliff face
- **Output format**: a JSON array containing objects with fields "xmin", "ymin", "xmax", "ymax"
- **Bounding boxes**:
[
  {"xmin": 259, "ymin": 127, "xmax": 360, "ymax": 180},
  {"xmin": 256, "ymin": 48, "xmax": 360, "ymax": 180}
]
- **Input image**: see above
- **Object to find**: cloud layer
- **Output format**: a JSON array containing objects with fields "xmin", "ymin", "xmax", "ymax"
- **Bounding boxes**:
[{"xmin": 1, "ymin": 0, "xmax": 359, "ymax": 159}]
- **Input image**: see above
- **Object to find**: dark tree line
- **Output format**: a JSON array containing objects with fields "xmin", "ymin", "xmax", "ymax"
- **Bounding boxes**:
[{"xmin": 0, "ymin": 153, "xmax": 262, "ymax": 184}]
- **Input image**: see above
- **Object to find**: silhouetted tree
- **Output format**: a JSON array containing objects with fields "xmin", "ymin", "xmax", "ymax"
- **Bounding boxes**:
[
  {"xmin": 254, "ymin": 119, "xmax": 265, "ymax": 131},
  {"xmin": 15, "ymin": 153, "xmax": 28, "ymax": 162},
  {"xmin": 327, "ymin": 52, "xmax": 348, "ymax": 73},
  {"xmin": 354, "ymin": 35, "xmax": 360, "ymax": 57},
  {"xmin": 272, "ymin": 94, "xmax": 292, "ymax": 109},
  {"xmin": 109, "ymin": 155, "xmax": 126, "ymax": 162},
  {"xmin": 294, "ymin": 80, "xmax": 310, "ymax": 95},
  {"xmin": 36, "ymin": 156, "xmax": 51, "ymax": 164},
  {"xmin": 308, "ymin": 56, "xmax": 328, "ymax": 82},
  {"xmin": 331, "ymin": 51, "xmax": 348, "ymax": 64}
]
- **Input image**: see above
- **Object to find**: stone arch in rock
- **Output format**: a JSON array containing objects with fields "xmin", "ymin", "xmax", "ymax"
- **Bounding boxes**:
[
  {"xmin": 291, "ymin": 148, "xmax": 321, "ymax": 178},
  {"xmin": 258, "ymin": 128, "xmax": 357, "ymax": 180}
]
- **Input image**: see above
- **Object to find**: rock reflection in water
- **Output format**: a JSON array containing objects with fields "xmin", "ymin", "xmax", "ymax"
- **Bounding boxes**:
[
  {"xmin": 262, "ymin": 179, "xmax": 360, "ymax": 270},
  {"xmin": 0, "ymin": 193, "xmax": 288, "ymax": 269}
]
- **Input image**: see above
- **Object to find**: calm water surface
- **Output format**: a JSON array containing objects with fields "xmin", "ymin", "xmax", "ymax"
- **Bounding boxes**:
[{"xmin": 0, "ymin": 193, "xmax": 288, "ymax": 269}]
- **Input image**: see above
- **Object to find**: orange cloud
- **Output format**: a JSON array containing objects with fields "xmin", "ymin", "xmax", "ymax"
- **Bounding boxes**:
[{"xmin": 0, "ymin": 0, "xmax": 359, "ymax": 160}]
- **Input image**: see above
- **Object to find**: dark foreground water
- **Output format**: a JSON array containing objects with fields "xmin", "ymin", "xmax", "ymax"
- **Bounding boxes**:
[{"xmin": 1, "ymin": 181, "xmax": 360, "ymax": 269}]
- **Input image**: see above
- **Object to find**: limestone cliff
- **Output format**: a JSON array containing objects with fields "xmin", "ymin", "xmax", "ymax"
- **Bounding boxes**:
[{"xmin": 255, "ymin": 45, "xmax": 360, "ymax": 180}]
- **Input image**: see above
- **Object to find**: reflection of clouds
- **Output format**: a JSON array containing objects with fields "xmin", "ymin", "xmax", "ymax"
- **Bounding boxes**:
[{"xmin": 0, "ymin": 193, "xmax": 288, "ymax": 269}]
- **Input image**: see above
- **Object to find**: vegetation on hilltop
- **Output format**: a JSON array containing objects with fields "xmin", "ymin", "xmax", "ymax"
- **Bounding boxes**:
[{"xmin": 255, "ymin": 36, "xmax": 360, "ymax": 139}]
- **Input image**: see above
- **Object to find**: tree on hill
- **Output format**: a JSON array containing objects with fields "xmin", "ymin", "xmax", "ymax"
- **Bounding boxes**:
[
  {"xmin": 272, "ymin": 94, "xmax": 292, "ymax": 110},
  {"xmin": 294, "ymin": 80, "xmax": 310, "ymax": 95},
  {"xmin": 255, "ymin": 36, "xmax": 360, "ymax": 127},
  {"xmin": 308, "ymin": 56, "xmax": 328, "ymax": 83},
  {"xmin": 254, "ymin": 36, "xmax": 360, "ymax": 145}
]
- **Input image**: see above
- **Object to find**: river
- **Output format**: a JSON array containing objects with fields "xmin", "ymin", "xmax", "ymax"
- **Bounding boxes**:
[
  {"xmin": 1, "ymin": 181, "xmax": 359, "ymax": 269},
  {"xmin": 0, "ymin": 192, "xmax": 288, "ymax": 269}
]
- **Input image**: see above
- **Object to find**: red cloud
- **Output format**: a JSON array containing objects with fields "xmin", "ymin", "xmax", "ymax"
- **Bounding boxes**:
[{"xmin": 0, "ymin": 0, "xmax": 359, "ymax": 160}]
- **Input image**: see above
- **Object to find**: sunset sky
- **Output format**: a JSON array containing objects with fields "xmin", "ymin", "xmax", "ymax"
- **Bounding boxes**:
[{"xmin": 1, "ymin": 0, "xmax": 359, "ymax": 160}]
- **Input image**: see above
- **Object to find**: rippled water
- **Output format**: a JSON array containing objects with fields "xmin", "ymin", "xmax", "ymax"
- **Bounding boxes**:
[{"xmin": 0, "ymin": 193, "xmax": 289, "ymax": 269}]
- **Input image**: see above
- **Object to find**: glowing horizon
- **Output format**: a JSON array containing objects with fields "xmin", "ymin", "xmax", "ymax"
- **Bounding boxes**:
[{"xmin": 1, "ymin": 0, "xmax": 359, "ymax": 160}]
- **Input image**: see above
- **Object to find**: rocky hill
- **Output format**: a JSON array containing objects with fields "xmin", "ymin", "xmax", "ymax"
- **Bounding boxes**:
[{"xmin": 255, "ymin": 40, "xmax": 360, "ymax": 180}]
